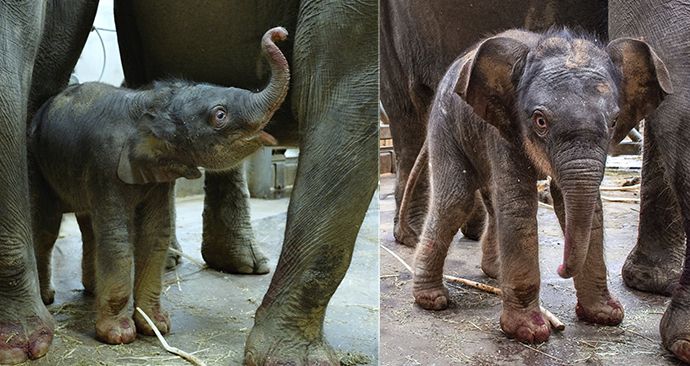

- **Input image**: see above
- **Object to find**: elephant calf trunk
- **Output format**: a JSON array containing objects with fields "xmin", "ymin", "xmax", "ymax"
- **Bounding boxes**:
[{"xmin": 556, "ymin": 162, "xmax": 604, "ymax": 279}]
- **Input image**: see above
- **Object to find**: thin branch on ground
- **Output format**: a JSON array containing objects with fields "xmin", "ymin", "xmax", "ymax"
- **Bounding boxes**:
[
  {"xmin": 168, "ymin": 247, "xmax": 208, "ymax": 269},
  {"xmin": 600, "ymin": 184, "xmax": 640, "ymax": 191},
  {"xmin": 517, "ymin": 342, "xmax": 568, "ymax": 364},
  {"xmin": 135, "ymin": 307, "xmax": 207, "ymax": 366},
  {"xmin": 538, "ymin": 202, "xmax": 554, "ymax": 210},
  {"xmin": 601, "ymin": 196, "xmax": 640, "ymax": 203}
]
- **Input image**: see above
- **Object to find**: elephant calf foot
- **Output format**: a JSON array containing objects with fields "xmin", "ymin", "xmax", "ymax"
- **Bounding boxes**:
[
  {"xmin": 202, "ymin": 239, "xmax": 270, "ymax": 274},
  {"xmin": 661, "ymin": 287, "xmax": 690, "ymax": 364},
  {"xmin": 480, "ymin": 255, "xmax": 500, "ymax": 279},
  {"xmin": 0, "ymin": 315, "xmax": 54, "ymax": 364},
  {"xmin": 500, "ymin": 306, "xmax": 550, "ymax": 344},
  {"xmin": 622, "ymin": 250, "xmax": 680, "ymax": 295},
  {"xmin": 95, "ymin": 315, "xmax": 136, "ymax": 345},
  {"xmin": 245, "ymin": 320, "xmax": 339, "ymax": 366},
  {"xmin": 393, "ymin": 222, "xmax": 419, "ymax": 247},
  {"xmin": 413, "ymin": 280, "xmax": 449, "ymax": 310},
  {"xmin": 133, "ymin": 306, "xmax": 170, "ymax": 336},
  {"xmin": 40, "ymin": 286, "xmax": 55, "ymax": 305},
  {"xmin": 575, "ymin": 294, "xmax": 624, "ymax": 325}
]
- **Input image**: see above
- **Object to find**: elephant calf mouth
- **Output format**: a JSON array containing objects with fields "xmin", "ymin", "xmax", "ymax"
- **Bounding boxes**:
[{"xmin": 245, "ymin": 130, "xmax": 277, "ymax": 146}]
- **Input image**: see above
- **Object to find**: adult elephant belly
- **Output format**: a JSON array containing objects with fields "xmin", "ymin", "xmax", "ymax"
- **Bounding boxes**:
[{"xmin": 116, "ymin": 0, "xmax": 300, "ymax": 144}]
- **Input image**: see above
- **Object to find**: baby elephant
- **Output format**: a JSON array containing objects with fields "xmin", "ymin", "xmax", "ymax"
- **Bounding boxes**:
[
  {"xmin": 28, "ymin": 27, "xmax": 290, "ymax": 345},
  {"xmin": 409, "ymin": 29, "xmax": 671, "ymax": 343}
]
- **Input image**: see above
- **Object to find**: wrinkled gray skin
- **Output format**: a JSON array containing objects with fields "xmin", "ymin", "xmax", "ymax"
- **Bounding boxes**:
[
  {"xmin": 380, "ymin": 0, "xmax": 609, "ymax": 247},
  {"xmin": 409, "ymin": 28, "xmax": 671, "ymax": 344},
  {"xmin": 0, "ymin": 1, "xmax": 99, "ymax": 364},
  {"xmin": 115, "ymin": 1, "xmax": 377, "ymax": 365},
  {"xmin": 609, "ymin": 0, "xmax": 690, "ymax": 363},
  {"xmin": 28, "ymin": 27, "xmax": 290, "ymax": 345},
  {"xmin": 0, "ymin": 0, "xmax": 376, "ymax": 365}
]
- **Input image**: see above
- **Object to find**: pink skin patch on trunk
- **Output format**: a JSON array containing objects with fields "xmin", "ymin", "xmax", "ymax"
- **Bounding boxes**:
[{"xmin": 558, "ymin": 231, "xmax": 573, "ymax": 278}]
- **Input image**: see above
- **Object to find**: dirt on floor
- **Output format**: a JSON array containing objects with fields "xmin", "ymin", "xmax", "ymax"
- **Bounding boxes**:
[
  {"xmin": 34, "ymin": 195, "xmax": 378, "ymax": 366},
  {"xmin": 379, "ymin": 159, "xmax": 684, "ymax": 366}
]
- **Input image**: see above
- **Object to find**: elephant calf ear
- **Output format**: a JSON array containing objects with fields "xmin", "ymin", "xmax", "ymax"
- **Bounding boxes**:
[
  {"xmin": 607, "ymin": 38, "xmax": 674, "ymax": 144},
  {"xmin": 117, "ymin": 139, "xmax": 202, "ymax": 184},
  {"xmin": 454, "ymin": 36, "xmax": 529, "ymax": 137}
]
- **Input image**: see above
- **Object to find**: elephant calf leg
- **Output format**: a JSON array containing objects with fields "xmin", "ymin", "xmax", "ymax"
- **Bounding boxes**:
[
  {"xmin": 76, "ymin": 214, "xmax": 96, "ymax": 294},
  {"xmin": 201, "ymin": 168, "xmax": 269, "ymax": 274},
  {"xmin": 479, "ymin": 191, "xmax": 499, "ymax": 279},
  {"xmin": 413, "ymin": 174, "xmax": 477, "ymax": 310},
  {"xmin": 498, "ymin": 225, "xmax": 550, "ymax": 343},
  {"xmin": 93, "ymin": 213, "xmax": 135, "ymax": 345},
  {"xmin": 132, "ymin": 190, "xmax": 172, "ymax": 336},
  {"xmin": 30, "ymin": 177, "xmax": 63, "ymax": 305},
  {"xmin": 460, "ymin": 190, "xmax": 486, "ymax": 241}
]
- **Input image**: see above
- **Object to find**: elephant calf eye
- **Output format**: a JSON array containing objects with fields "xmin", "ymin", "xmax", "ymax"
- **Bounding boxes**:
[
  {"xmin": 210, "ymin": 106, "xmax": 228, "ymax": 129},
  {"xmin": 532, "ymin": 110, "xmax": 549, "ymax": 136}
]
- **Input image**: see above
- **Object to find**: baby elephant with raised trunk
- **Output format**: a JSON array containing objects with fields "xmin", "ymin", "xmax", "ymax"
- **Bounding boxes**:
[
  {"xmin": 409, "ymin": 28, "xmax": 671, "ymax": 343},
  {"xmin": 28, "ymin": 27, "xmax": 289, "ymax": 345}
]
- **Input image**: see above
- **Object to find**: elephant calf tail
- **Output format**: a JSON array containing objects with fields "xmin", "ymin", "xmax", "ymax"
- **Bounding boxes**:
[{"xmin": 397, "ymin": 138, "xmax": 429, "ymax": 245}]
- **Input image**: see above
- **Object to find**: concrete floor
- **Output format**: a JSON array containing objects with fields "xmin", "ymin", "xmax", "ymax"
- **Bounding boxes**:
[
  {"xmin": 34, "ymin": 194, "xmax": 378, "ymax": 366},
  {"xmin": 379, "ymin": 165, "xmax": 684, "ymax": 366}
]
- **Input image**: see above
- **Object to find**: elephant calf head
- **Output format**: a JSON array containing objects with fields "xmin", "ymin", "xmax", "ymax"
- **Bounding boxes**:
[
  {"xmin": 455, "ymin": 29, "xmax": 672, "ymax": 278},
  {"xmin": 117, "ymin": 27, "xmax": 290, "ymax": 184}
]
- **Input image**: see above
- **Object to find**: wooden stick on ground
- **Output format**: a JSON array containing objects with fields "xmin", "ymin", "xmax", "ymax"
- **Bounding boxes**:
[
  {"xmin": 381, "ymin": 245, "xmax": 565, "ymax": 331},
  {"xmin": 601, "ymin": 195, "xmax": 640, "ymax": 203},
  {"xmin": 600, "ymin": 184, "xmax": 640, "ymax": 191},
  {"xmin": 538, "ymin": 202, "xmax": 554, "ymax": 210},
  {"xmin": 135, "ymin": 307, "xmax": 207, "ymax": 366}
]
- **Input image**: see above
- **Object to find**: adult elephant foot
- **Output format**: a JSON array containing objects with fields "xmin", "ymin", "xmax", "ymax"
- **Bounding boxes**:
[
  {"xmin": 0, "ymin": 299, "xmax": 54, "ymax": 365},
  {"xmin": 622, "ymin": 243, "xmax": 682, "ymax": 296},
  {"xmin": 661, "ymin": 286, "xmax": 690, "ymax": 364},
  {"xmin": 244, "ymin": 316, "xmax": 339, "ymax": 366},
  {"xmin": 575, "ymin": 291, "xmax": 624, "ymax": 325},
  {"xmin": 201, "ymin": 237, "xmax": 269, "ymax": 274},
  {"xmin": 201, "ymin": 168, "xmax": 270, "ymax": 275},
  {"xmin": 500, "ymin": 305, "xmax": 551, "ymax": 344}
]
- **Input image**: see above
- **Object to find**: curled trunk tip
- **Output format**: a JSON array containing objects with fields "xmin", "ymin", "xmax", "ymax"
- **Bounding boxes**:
[
  {"xmin": 264, "ymin": 26, "xmax": 288, "ymax": 43},
  {"xmin": 243, "ymin": 26, "xmax": 291, "ymax": 129}
]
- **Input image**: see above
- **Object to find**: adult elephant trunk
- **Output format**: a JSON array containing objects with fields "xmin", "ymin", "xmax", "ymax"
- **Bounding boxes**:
[
  {"xmin": 242, "ymin": 27, "xmax": 291, "ymax": 129},
  {"xmin": 555, "ymin": 158, "xmax": 605, "ymax": 279}
]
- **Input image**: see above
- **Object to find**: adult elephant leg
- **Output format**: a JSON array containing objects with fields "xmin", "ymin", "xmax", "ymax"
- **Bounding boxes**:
[
  {"xmin": 661, "ymin": 208, "xmax": 690, "ymax": 363},
  {"xmin": 380, "ymin": 1, "xmax": 433, "ymax": 247},
  {"xmin": 244, "ymin": 0, "xmax": 377, "ymax": 364},
  {"xmin": 622, "ymin": 127, "xmax": 683, "ymax": 295},
  {"xmin": 201, "ymin": 167, "xmax": 269, "ymax": 274},
  {"xmin": 0, "ymin": 3, "xmax": 54, "ymax": 364}
]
